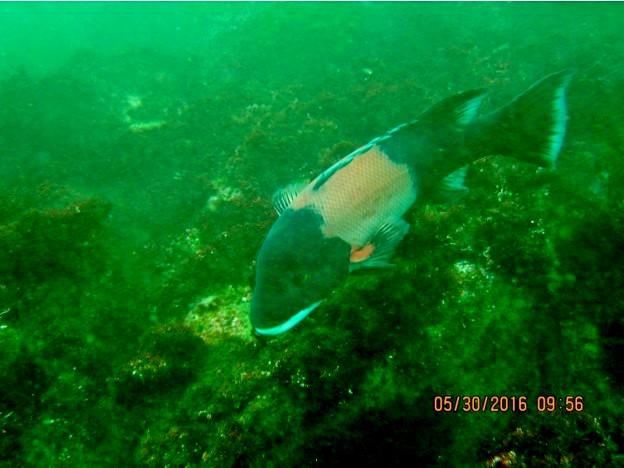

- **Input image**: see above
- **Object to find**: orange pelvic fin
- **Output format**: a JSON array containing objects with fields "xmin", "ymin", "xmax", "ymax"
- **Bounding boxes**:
[{"xmin": 349, "ymin": 217, "xmax": 410, "ymax": 271}]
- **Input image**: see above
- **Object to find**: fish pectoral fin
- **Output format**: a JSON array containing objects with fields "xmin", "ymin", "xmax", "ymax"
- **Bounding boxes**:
[
  {"xmin": 349, "ymin": 217, "xmax": 410, "ymax": 272},
  {"xmin": 273, "ymin": 182, "xmax": 307, "ymax": 215},
  {"xmin": 430, "ymin": 166, "xmax": 469, "ymax": 204}
]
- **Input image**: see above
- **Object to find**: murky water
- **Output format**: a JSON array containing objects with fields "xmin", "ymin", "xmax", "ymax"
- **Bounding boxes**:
[{"xmin": 1, "ymin": 3, "xmax": 623, "ymax": 465}]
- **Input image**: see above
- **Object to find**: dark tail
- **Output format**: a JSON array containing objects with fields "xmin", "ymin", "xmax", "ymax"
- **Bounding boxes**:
[{"xmin": 483, "ymin": 69, "xmax": 575, "ymax": 168}]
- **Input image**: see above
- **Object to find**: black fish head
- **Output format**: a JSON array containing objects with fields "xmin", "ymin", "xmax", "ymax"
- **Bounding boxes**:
[{"xmin": 251, "ymin": 208, "xmax": 350, "ymax": 335}]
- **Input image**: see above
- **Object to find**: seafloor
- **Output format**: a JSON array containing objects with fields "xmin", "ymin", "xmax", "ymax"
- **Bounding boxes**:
[{"xmin": 1, "ymin": 3, "xmax": 624, "ymax": 466}]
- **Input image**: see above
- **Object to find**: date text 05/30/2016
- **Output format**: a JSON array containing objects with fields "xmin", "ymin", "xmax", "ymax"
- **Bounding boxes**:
[{"xmin": 433, "ymin": 395, "xmax": 584, "ymax": 413}]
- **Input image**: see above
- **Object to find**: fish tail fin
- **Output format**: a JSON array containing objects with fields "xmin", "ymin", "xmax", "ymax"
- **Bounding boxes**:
[{"xmin": 486, "ymin": 69, "xmax": 575, "ymax": 168}]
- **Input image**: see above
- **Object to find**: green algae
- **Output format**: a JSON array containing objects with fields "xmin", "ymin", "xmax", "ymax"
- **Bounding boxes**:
[{"xmin": 1, "ymin": 2, "xmax": 624, "ymax": 466}]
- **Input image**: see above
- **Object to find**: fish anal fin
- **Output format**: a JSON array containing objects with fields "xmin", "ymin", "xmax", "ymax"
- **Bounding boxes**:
[
  {"xmin": 430, "ymin": 166, "xmax": 469, "ymax": 204},
  {"xmin": 349, "ymin": 217, "xmax": 409, "ymax": 272},
  {"xmin": 273, "ymin": 183, "xmax": 307, "ymax": 215}
]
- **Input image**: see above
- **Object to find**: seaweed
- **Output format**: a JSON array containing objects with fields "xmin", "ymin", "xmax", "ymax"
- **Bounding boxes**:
[{"xmin": 1, "ymin": 3, "xmax": 624, "ymax": 465}]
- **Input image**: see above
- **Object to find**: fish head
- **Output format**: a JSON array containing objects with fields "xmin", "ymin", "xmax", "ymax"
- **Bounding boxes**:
[{"xmin": 251, "ymin": 207, "xmax": 350, "ymax": 335}]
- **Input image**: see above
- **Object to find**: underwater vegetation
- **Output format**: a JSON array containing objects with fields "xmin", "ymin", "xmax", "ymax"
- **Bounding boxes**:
[{"xmin": 2, "ymin": 2, "xmax": 624, "ymax": 466}]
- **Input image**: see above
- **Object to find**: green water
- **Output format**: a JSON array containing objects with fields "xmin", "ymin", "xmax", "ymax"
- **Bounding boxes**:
[{"xmin": 1, "ymin": 2, "xmax": 623, "ymax": 466}]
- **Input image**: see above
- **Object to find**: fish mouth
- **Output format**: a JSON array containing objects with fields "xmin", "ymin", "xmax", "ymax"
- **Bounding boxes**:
[{"xmin": 253, "ymin": 300, "xmax": 323, "ymax": 336}]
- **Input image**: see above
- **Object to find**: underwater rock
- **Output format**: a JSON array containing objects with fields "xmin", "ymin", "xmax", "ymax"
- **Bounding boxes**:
[
  {"xmin": 0, "ymin": 188, "xmax": 111, "ymax": 283},
  {"xmin": 184, "ymin": 288, "xmax": 252, "ymax": 344},
  {"xmin": 114, "ymin": 325, "xmax": 207, "ymax": 405},
  {"xmin": 128, "ymin": 119, "xmax": 167, "ymax": 133},
  {"xmin": 0, "ymin": 338, "xmax": 51, "ymax": 463},
  {"xmin": 481, "ymin": 412, "xmax": 617, "ymax": 466}
]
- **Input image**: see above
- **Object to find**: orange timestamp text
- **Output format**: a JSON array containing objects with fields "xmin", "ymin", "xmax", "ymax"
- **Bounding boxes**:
[{"xmin": 433, "ymin": 395, "xmax": 585, "ymax": 413}]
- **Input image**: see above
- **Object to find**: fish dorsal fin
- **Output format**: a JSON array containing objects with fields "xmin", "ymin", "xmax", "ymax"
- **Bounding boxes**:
[
  {"xmin": 273, "ymin": 183, "xmax": 307, "ymax": 215},
  {"xmin": 313, "ymin": 155, "xmax": 356, "ymax": 191},
  {"xmin": 349, "ymin": 217, "xmax": 410, "ymax": 272},
  {"xmin": 313, "ymin": 134, "xmax": 392, "ymax": 191},
  {"xmin": 430, "ymin": 166, "xmax": 470, "ymax": 204},
  {"xmin": 419, "ymin": 89, "xmax": 487, "ymax": 126}
]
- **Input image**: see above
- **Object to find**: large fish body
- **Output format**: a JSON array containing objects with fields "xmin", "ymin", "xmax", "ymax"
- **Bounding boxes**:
[{"xmin": 251, "ymin": 70, "xmax": 574, "ymax": 335}]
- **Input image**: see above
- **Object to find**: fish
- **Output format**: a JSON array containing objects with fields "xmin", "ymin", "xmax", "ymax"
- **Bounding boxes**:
[{"xmin": 251, "ymin": 70, "xmax": 574, "ymax": 336}]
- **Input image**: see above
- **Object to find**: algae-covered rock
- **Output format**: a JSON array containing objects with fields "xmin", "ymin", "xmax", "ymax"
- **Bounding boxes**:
[
  {"xmin": 481, "ymin": 412, "xmax": 618, "ymax": 466},
  {"xmin": 114, "ymin": 324, "xmax": 207, "ymax": 406}
]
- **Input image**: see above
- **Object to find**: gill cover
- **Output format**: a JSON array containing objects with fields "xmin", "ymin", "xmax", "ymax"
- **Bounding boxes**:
[{"xmin": 251, "ymin": 208, "xmax": 350, "ymax": 335}]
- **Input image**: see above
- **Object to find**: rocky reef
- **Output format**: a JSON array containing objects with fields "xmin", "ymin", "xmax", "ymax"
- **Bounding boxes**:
[{"xmin": 2, "ymin": 3, "xmax": 624, "ymax": 466}]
